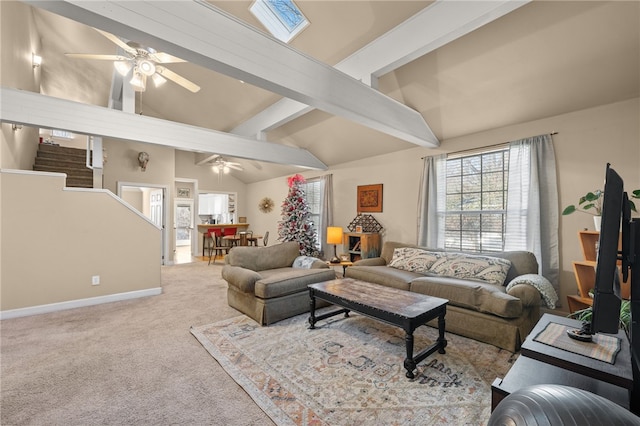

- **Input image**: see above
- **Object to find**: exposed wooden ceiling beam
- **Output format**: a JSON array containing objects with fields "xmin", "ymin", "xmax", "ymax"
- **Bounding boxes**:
[
  {"xmin": 233, "ymin": 0, "xmax": 530, "ymax": 138},
  {"xmin": 0, "ymin": 88, "xmax": 327, "ymax": 170},
  {"xmin": 24, "ymin": 0, "xmax": 439, "ymax": 147}
]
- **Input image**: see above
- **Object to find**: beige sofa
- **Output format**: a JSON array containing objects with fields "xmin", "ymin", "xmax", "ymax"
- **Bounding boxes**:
[
  {"xmin": 345, "ymin": 241, "xmax": 543, "ymax": 351},
  {"xmin": 222, "ymin": 241, "xmax": 336, "ymax": 325}
]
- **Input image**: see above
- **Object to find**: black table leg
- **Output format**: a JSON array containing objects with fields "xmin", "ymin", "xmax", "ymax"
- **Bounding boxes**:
[
  {"xmin": 437, "ymin": 311, "xmax": 447, "ymax": 353},
  {"xmin": 404, "ymin": 332, "xmax": 416, "ymax": 379},
  {"xmin": 308, "ymin": 291, "xmax": 317, "ymax": 329}
]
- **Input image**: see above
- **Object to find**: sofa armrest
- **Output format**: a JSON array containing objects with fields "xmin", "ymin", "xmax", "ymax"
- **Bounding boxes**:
[
  {"xmin": 222, "ymin": 265, "xmax": 262, "ymax": 293},
  {"xmin": 507, "ymin": 283, "xmax": 542, "ymax": 307},
  {"xmin": 353, "ymin": 257, "xmax": 387, "ymax": 266}
]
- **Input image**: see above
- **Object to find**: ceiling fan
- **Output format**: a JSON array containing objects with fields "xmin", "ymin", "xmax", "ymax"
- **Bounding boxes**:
[
  {"xmin": 65, "ymin": 28, "xmax": 200, "ymax": 93},
  {"xmin": 210, "ymin": 155, "xmax": 243, "ymax": 174}
]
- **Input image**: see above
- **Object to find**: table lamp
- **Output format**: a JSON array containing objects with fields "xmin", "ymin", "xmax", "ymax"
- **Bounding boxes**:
[{"xmin": 327, "ymin": 226, "xmax": 343, "ymax": 263}]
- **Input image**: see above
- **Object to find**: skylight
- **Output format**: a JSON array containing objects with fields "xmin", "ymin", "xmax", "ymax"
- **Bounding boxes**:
[{"xmin": 250, "ymin": 0, "xmax": 309, "ymax": 43}]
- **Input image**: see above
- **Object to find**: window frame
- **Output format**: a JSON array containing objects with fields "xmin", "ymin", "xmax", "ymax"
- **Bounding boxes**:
[{"xmin": 443, "ymin": 147, "xmax": 510, "ymax": 253}]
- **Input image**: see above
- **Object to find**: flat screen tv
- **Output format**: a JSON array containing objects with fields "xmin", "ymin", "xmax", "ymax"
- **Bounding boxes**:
[{"xmin": 568, "ymin": 163, "xmax": 626, "ymax": 341}]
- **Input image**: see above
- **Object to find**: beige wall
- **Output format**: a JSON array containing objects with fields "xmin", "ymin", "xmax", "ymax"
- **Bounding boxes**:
[
  {"xmin": 246, "ymin": 98, "xmax": 640, "ymax": 314},
  {"xmin": 0, "ymin": 170, "xmax": 161, "ymax": 312},
  {"xmin": 0, "ymin": 0, "xmax": 41, "ymax": 171}
]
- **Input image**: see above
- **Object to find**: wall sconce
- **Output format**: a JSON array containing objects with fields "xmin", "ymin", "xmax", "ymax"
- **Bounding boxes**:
[
  {"xmin": 11, "ymin": 124, "xmax": 23, "ymax": 131},
  {"xmin": 138, "ymin": 152, "xmax": 149, "ymax": 171},
  {"xmin": 32, "ymin": 53, "xmax": 42, "ymax": 69},
  {"xmin": 327, "ymin": 226, "xmax": 344, "ymax": 263}
]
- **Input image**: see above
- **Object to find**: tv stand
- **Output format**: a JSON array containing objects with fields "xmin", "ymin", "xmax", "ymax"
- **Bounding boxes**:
[{"xmin": 492, "ymin": 313, "xmax": 637, "ymax": 413}]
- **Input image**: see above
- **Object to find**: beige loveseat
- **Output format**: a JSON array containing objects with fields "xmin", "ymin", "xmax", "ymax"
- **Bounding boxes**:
[
  {"xmin": 222, "ymin": 241, "xmax": 336, "ymax": 325},
  {"xmin": 345, "ymin": 241, "xmax": 544, "ymax": 351}
]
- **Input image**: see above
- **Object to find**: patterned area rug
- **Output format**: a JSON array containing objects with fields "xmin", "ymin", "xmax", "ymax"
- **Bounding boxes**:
[{"xmin": 191, "ymin": 311, "xmax": 517, "ymax": 425}]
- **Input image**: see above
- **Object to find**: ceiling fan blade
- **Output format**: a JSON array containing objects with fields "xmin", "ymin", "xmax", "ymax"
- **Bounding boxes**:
[
  {"xmin": 156, "ymin": 67, "xmax": 200, "ymax": 93},
  {"xmin": 65, "ymin": 53, "xmax": 128, "ymax": 61},
  {"xmin": 151, "ymin": 52, "xmax": 186, "ymax": 64},
  {"xmin": 95, "ymin": 28, "xmax": 137, "ymax": 55},
  {"xmin": 227, "ymin": 164, "xmax": 244, "ymax": 171}
]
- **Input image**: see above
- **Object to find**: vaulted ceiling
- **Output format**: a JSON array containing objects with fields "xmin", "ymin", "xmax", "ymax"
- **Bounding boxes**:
[{"xmin": 8, "ymin": 1, "xmax": 640, "ymax": 183}]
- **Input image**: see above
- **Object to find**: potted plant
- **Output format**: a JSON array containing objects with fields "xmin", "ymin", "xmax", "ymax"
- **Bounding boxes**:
[
  {"xmin": 562, "ymin": 189, "xmax": 639, "ymax": 230},
  {"xmin": 569, "ymin": 299, "xmax": 632, "ymax": 338}
]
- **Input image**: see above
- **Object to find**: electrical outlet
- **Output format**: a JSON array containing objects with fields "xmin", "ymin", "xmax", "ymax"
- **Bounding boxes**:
[{"xmin": 92, "ymin": 275, "xmax": 100, "ymax": 285}]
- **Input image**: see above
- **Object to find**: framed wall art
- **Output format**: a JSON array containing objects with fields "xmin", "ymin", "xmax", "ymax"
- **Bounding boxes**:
[
  {"xmin": 357, "ymin": 184, "xmax": 383, "ymax": 213},
  {"xmin": 177, "ymin": 187, "xmax": 190, "ymax": 198}
]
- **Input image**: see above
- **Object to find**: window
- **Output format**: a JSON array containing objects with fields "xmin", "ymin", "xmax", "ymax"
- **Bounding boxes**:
[
  {"xmin": 300, "ymin": 178, "xmax": 323, "ymax": 251},
  {"xmin": 250, "ymin": 0, "xmax": 309, "ymax": 43},
  {"xmin": 51, "ymin": 129, "xmax": 74, "ymax": 139},
  {"xmin": 444, "ymin": 148, "xmax": 509, "ymax": 252}
]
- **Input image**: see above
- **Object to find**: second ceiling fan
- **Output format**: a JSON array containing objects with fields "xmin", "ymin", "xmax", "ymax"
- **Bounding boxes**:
[{"xmin": 66, "ymin": 28, "xmax": 200, "ymax": 93}]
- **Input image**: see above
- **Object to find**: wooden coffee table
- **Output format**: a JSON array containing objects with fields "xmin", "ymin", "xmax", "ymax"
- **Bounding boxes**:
[{"xmin": 308, "ymin": 278, "xmax": 448, "ymax": 379}]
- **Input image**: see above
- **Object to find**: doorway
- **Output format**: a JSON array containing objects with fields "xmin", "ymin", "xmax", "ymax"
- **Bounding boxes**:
[
  {"xmin": 117, "ymin": 182, "xmax": 169, "ymax": 265},
  {"xmin": 174, "ymin": 199, "xmax": 194, "ymax": 264}
]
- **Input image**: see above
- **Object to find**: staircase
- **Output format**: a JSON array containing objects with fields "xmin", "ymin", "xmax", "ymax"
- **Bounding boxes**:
[{"xmin": 33, "ymin": 144, "xmax": 93, "ymax": 188}]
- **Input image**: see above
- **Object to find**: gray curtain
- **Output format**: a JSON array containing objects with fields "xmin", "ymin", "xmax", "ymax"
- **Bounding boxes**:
[
  {"xmin": 319, "ymin": 174, "xmax": 334, "ymax": 259},
  {"xmin": 418, "ymin": 135, "xmax": 560, "ymax": 296},
  {"xmin": 505, "ymin": 134, "xmax": 560, "ymax": 293},
  {"xmin": 417, "ymin": 154, "xmax": 447, "ymax": 247}
]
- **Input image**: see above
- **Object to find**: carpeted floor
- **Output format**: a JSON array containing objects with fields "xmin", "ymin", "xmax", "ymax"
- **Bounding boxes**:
[
  {"xmin": 192, "ymin": 312, "xmax": 518, "ymax": 425},
  {"xmin": 0, "ymin": 260, "xmax": 274, "ymax": 425},
  {"xmin": 2, "ymin": 260, "xmax": 518, "ymax": 425}
]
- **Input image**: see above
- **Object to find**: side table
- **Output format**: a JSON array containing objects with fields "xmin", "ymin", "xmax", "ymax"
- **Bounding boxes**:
[
  {"xmin": 326, "ymin": 260, "xmax": 353, "ymax": 277},
  {"xmin": 492, "ymin": 313, "xmax": 635, "ymax": 413}
]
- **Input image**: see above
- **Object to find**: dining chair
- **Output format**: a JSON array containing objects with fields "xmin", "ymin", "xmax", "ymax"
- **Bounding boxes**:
[
  {"xmin": 263, "ymin": 230, "xmax": 269, "ymax": 246},
  {"xmin": 246, "ymin": 230, "xmax": 258, "ymax": 246},
  {"xmin": 207, "ymin": 231, "xmax": 230, "ymax": 265}
]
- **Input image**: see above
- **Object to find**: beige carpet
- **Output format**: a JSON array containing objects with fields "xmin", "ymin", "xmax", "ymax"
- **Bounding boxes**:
[
  {"xmin": 0, "ymin": 261, "xmax": 274, "ymax": 425},
  {"xmin": 192, "ymin": 310, "xmax": 518, "ymax": 425}
]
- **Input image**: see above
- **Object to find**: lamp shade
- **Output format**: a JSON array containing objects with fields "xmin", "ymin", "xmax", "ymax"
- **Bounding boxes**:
[{"xmin": 327, "ymin": 226, "xmax": 343, "ymax": 245}]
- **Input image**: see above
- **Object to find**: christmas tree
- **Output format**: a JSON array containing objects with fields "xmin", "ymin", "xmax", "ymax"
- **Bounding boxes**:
[{"xmin": 277, "ymin": 174, "xmax": 319, "ymax": 256}]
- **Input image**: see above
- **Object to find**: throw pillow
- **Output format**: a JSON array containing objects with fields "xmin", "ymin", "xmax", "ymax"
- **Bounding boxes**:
[
  {"xmin": 506, "ymin": 274, "xmax": 558, "ymax": 309},
  {"xmin": 388, "ymin": 247, "xmax": 442, "ymax": 273},
  {"xmin": 430, "ymin": 254, "xmax": 512, "ymax": 286},
  {"xmin": 292, "ymin": 256, "xmax": 321, "ymax": 269}
]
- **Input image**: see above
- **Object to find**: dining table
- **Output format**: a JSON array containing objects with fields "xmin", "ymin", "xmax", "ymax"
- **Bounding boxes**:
[
  {"xmin": 222, "ymin": 233, "xmax": 263, "ymax": 247},
  {"xmin": 197, "ymin": 223, "xmax": 250, "ymax": 256}
]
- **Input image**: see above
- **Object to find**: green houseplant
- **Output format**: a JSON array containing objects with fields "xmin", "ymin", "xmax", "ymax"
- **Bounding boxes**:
[
  {"xmin": 562, "ymin": 189, "xmax": 639, "ymax": 216},
  {"xmin": 569, "ymin": 300, "xmax": 631, "ymax": 338},
  {"xmin": 563, "ymin": 189, "xmax": 639, "ymax": 230}
]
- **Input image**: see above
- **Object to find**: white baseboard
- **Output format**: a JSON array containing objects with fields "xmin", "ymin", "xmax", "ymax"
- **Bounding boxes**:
[{"xmin": 0, "ymin": 288, "xmax": 162, "ymax": 320}]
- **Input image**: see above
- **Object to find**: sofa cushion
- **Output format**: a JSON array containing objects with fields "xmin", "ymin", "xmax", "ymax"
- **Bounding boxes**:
[
  {"xmin": 410, "ymin": 276, "xmax": 523, "ymax": 318},
  {"xmin": 254, "ymin": 268, "xmax": 337, "ymax": 299},
  {"xmin": 430, "ymin": 253, "xmax": 512, "ymax": 286},
  {"xmin": 345, "ymin": 265, "xmax": 416, "ymax": 291},
  {"xmin": 378, "ymin": 242, "xmax": 539, "ymax": 285},
  {"xmin": 226, "ymin": 241, "xmax": 301, "ymax": 271},
  {"xmin": 388, "ymin": 247, "xmax": 441, "ymax": 273}
]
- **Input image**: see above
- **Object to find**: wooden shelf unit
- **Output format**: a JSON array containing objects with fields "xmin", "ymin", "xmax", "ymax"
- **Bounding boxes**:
[
  {"xmin": 568, "ymin": 230, "xmax": 631, "ymax": 313},
  {"xmin": 343, "ymin": 232, "xmax": 381, "ymax": 262}
]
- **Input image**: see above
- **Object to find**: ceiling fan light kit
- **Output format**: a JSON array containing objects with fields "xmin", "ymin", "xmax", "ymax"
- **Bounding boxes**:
[
  {"xmin": 114, "ymin": 60, "xmax": 132, "ymax": 76},
  {"xmin": 130, "ymin": 72, "xmax": 146, "ymax": 92},
  {"xmin": 66, "ymin": 28, "xmax": 200, "ymax": 93}
]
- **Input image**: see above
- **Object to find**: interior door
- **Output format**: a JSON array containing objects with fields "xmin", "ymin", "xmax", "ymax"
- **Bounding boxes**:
[{"xmin": 175, "ymin": 199, "xmax": 194, "ymax": 250}]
